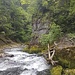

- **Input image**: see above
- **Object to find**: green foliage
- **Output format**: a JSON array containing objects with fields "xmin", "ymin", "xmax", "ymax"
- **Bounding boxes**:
[
  {"xmin": 33, "ymin": 0, "xmax": 75, "ymax": 33},
  {"xmin": 58, "ymin": 57, "xmax": 71, "ymax": 68},
  {"xmin": 42, "ymin": 0, "xmax": 48, "ymax": 8},
  {"xmin": 70, "ymin": 0, "xmax": 75, "ymax": 15},
  {"xmin": 67, "ymin": 33, "xmax": 75, "ymax": 38},
  {"xmin": 0, "ymin": 0, "xmax": 32, "ymax": 42},
  {"xmin": 20, "ymin": 0, "xmax": 31, "ymax": 5},
  {"xmin": 0, "ymin": 0, "xmax": 75, "ymax": 43},
  {"xmin": 40, "ymin": 23, "xmax": 61, "ymax": 45}
]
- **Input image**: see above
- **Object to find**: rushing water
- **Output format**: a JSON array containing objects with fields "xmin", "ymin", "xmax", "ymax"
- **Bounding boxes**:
[{"xmin": 0, "ymin": 47, "xmax": 50, "ymax": 75}]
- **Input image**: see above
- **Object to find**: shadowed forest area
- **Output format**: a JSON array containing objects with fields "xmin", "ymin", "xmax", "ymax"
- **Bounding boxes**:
[{"xmin": 0, "ymin": 0, "xmax": 75, "ymax": 75}]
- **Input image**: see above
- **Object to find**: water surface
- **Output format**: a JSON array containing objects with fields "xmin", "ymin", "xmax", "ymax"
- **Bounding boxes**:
[{"xmin": 0, "ymin": 47, "xmax": 50, "ymax": 75}]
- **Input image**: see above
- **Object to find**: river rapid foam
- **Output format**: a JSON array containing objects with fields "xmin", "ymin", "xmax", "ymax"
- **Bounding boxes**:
[{"xmin": 0, "ymin": 47, "xmax": 50, "ymax": 75}]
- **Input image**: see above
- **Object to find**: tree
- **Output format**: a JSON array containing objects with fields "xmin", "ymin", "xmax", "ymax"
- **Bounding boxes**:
[
  {"xmin": 0, "ymin": 0, "xmax": 32, "ymax": 42},
  {"xmin": 40, "ymin": 23, "xmax": 61, "ymax": 65}
]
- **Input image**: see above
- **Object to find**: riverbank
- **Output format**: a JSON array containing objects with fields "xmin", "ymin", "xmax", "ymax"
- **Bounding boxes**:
[
  {"xmin": 0, "ymin": 35, "xmax": 75, "ymax": 75},
  {"xmin": 0, "ymin": 42, "xmax": 23, "ymax": 53},
  {"xmin": 0, "ymin": 35, "xmax": 24, "ymax": 53},
  {"xmin": 23, "ymin": 36, "xmax": 75, "ymax": 75},
  {"xmin": 49, "ymin": 36, "xmax": 75, "ymax": 75}
]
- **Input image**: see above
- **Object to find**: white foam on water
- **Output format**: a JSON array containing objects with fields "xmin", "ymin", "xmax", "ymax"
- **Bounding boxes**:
[
  {"xmin": 22, "ymin": 57, "xmax": 49, "ymax": 71},
  {"xmin": 0, "ymin": 60, "xmax": 20, "ymax": 71},
  {"xmin": 20, "ymin": 69, "xmax": 37, "ymax": 75},
  {"xmin": 0, "ymin": 47, "xmax": 49, "ymax": 75}
]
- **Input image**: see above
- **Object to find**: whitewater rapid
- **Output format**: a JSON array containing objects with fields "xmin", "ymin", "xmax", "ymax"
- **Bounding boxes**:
[{"xmin": 0, "ymin": 47, "xmax": 50, "ymax": 75}]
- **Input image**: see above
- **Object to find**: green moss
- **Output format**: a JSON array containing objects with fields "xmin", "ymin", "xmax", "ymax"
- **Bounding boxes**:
[
  {"xmin": 23, "ymin": 45, "xmax": 45, "ymax": 54},
  {"xmin": 29, "ymin": 45, "xmax": 41, "ymax": 53},
  {"xmin": 64, "ymin": 69, "xmax": 75, "ymax": 75},
  {"xmin": 55, "ymin": 46, "xmax": 75, "ymax": 69},
  {"xmin": 70, "ymin": 60, "xmax": 75, "ymax": 68},
  {"xmin": 23, "ymin": 45, "xmax": 30, "ymax": 53},
  {"xmin": 58, "ymin": 58, "xmax": 70, "ymax": 68},
  {"xmin": 50, "ymin": 66, "xmax": 63, "ymax": 75}
]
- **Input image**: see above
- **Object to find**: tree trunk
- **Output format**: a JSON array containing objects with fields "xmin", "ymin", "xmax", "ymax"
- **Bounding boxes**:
[
  {"xmin": 47, "ymin": 43, "xmax": 58, "ymax": 65},
  {"xmin": 48, "ymin": 43, "xmax": 51, "ymax": 59}
]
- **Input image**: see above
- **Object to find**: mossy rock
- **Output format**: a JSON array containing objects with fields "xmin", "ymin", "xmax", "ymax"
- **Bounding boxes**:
[
  {"xmin": 23, "ymin": 45, "xmax": 44, "ymax": 54},
  {"xmin": 57, "ymin": 57, "xmax": 75, "ymax": 69},
  {"xmin": 58, "ymin": 58, "xmax": 71, "ymax": 68},
  {"xmin": 55, "ymin": 47, "xmax": 75, "ymax": 69},
  {"xmin": 63, "ymin": 69, "xmax": 75, "ymax": 75},
  {"xmin": 50, "ymin": 66, "xmax": 63, "ymax": 75}
]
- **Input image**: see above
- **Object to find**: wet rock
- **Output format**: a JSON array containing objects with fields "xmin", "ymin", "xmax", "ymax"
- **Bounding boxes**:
[
  {"xmin": 0, "ymin": 67, "xmax": 23, "ymax": 75},
  {"xmin": 63, "ymin": 69, "xmax": 75, "ymax": 75},
  {"xmin": 5, "ymin": 54, "xmax": 14, "ymax": 57},
  {"xmin": 55, "ymin": 46, "xmax": 75, "ymax": 68},
  {"xmin": 0, "ymin": 53, "xmax": 14, "ymax": 58},
  {"xmin": 0, "ymin": 53, "xmax": 4, "ymax": 57},
  {"xmin": 37, "ymin": 69, "xmax": 50, "ymax": 75}
]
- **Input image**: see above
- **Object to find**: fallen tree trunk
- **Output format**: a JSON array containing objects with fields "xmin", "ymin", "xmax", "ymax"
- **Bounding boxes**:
[{"xmin": 47, "ymin": 43, "xmax": 58, "ymax": 65}]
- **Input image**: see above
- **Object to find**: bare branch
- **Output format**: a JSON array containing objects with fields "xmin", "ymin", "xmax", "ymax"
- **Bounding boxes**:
[{"xmin": 50, "ymin": 49, "xmax": 55, "ymax": 59}]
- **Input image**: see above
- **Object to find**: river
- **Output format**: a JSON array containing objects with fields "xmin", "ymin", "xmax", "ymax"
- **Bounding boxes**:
[{"xmin": 0, "ymin": 47, "xmax": 50, "ymax": 75}]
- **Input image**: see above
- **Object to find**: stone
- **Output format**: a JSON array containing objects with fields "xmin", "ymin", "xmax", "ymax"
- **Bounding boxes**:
[{"xmin": 50, "ymin": 66, "xmax": 63, "ymax": 75}]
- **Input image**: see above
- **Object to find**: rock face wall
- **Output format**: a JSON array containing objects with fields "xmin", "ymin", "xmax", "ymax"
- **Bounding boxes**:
[
  {"xmin": 32, "ymin": 22, "xmax": 49, "ymax": 35},
  {"xmin": 32, "ymin": 18, "xmax": 50, "ymax": 44}
]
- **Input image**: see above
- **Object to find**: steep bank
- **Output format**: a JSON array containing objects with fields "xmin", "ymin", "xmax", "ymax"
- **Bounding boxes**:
[
  {"xmin": 0, "ymin": 35, "xmax": 22, "ymax": 53},
  {"xmin": 50, "ymin": 36, "xmax": 75, "ymax": 75},
  {"xmin": 23, "ymin": 35, "xmax": 75, "ymax": 75},
  {"xmin": 0, "ymin": 35, "xmax": 12, "ymax": 53},
  {"xmin": 0, "ymin": 36, "xmax": 10, "ymax": 45},
  {"xmin": 55, "ymin": 36, "xmax": 75, "ymax": 68}
]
